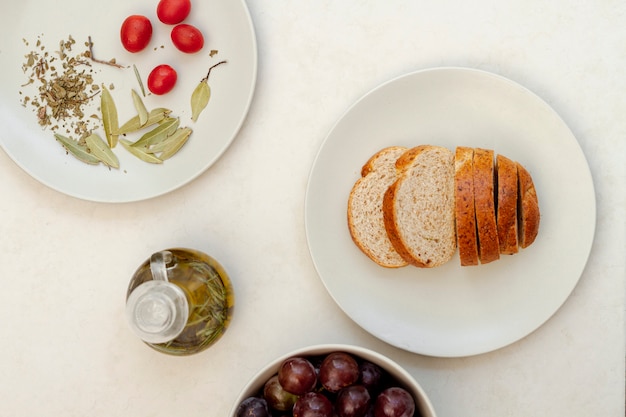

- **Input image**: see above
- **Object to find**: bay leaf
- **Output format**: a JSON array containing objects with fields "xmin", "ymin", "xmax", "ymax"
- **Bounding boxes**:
[
  {"xmin": 120, "ymin": 139, "xmax": 163, "ymax": 164},
  {"xmin": 117, "ymin": 108, "xmax": 172, "ymax": 135},
  {"xmin": 132, "ymin": 117, "xmax": 179, "ymax": 148},
  {"xmin": 190, "ymin": 80, "xmax": 210, "ymax": 122},
  {"xmin": 131, "ymin": 89, "xmax": 148, "ymax": 126},
  {"xmin": 85, "ymin": 133, "xmax": 119, "ymax": 168},
  {"xmin": 155, "ymin": 127, "xmax": 193, "ymax": 160},
  {"xmin": 54, "ymin": 133, "xmax": 100, "ymax": 165},
  {"xmin": 101, "ymin": 85, "xmax": 119, "ymax": 148},
  {"xmin": 147, "ymin": 127, "xmax": 191, "ymax": 153}
]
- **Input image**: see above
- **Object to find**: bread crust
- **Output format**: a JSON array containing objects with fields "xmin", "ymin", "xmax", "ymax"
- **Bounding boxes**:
[
  {"xmin": 394, "ymin": 145, "xmax": 427, "ymax": 173},
  {"xmin": 454, "ymin": 147, "xmax": 479, "ymax": 266},
  {"xmin": 496, "ymin": 154, "xmax": 519, "ymax": 254},
  {"xmin": 473, "ymin": 148, "xmax": 500, "ymax": 264},
  {"xmin": 517, "ymin": 162, "xmax": 540, "ymax": 248},
  {"xmin": 382, "ymin": 145, "xmax": 456, "ymax": 268},
  {"xmin": 347, "ymin": 146, "xmax": 409, "ymax": 268},
  {"xmin": 382, "ymin": 181, "xmax": 420, "ymax": 265}
]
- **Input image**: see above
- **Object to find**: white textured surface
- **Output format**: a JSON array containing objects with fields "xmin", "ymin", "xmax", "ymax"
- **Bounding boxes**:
[{"xmin": 0, "ymin": 1, "xmax": 624, "ymax": 416}]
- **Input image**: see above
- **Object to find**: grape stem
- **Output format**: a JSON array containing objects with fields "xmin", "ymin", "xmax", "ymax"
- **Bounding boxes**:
[{"xmin": 201, "ymin": 60, "xmax": 228, "ymax": 82}]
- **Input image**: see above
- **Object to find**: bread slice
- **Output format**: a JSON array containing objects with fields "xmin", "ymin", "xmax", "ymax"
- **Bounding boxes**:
[
  {"xmin": 347, "ymin": 146, "xmax": 409, "ymax": 268},
  {"xmin": 517, "ymin": 162, "xmax": 540, "ymax": 248},
  {"xmin": 496, "ymin": 154, "xmax": 519, "ymax": 254},
  {"xmin": 454, "ymin": 147, "xmax": 479, "ymax": 266},
  {"xmin": 382, "ymin": 145, "xmax": 456, "ymax": 268},
  {"xmin": 473, "ymin": 148, "xmax": 500, "ymax": 264}
]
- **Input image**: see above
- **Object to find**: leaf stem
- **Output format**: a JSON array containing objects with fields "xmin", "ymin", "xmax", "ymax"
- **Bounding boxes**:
[{"xmin": 201, "ymin": 60, "xmax": 227, "ymax": 82}]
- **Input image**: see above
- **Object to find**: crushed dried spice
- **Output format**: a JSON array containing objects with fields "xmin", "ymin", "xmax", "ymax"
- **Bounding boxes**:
[{"xmin": 20, "ymin": 35, "xmax": 101, "ymax": 139}]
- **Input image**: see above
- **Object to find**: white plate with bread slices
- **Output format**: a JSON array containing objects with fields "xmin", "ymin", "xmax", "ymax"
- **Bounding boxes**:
[{"xmin": 305, "ymin": 67, "xmax": 595, "ymax": 357}]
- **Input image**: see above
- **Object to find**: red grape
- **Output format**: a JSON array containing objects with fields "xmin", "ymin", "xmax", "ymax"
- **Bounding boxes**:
[
  {"xmin": 319, "ymin": 352, "xmax": 359, "ymax": 392},
  {"xmin": 278, "ymin": 357, "xmax": 317, "ymax": 395},
  {"xmin": 336, "ymin": 385, "xmax": 371, "ymax": 417},
  {"xmin": 359, "ymin": 361, "xmax": 384, "ymax": 393},
  {"xmin": 374, "ymin": 387, "xmax": 415, "ymax": 417},
  {"xmin": 293, "ymin": 392, "xmax": 334, "ymax": 417},
  {"xmin": 236, "ymin": 397, "xmax": 271, "ymax": 417},
  {"xmin": 263, "ymin": 375, "xmax": 298, "ymax": 412}
]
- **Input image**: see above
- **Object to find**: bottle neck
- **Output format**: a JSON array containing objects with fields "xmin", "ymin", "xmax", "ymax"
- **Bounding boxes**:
[{"xmin": 126, "ymin": 280, "xmax": 189, "ymax": 344}]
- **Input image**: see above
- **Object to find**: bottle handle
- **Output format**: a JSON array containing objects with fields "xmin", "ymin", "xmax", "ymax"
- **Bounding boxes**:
[
  {"xmin": 150, "ymin": 250, "xmax": 172, "ymax": 282},
  {"xmin": 126, "ymin": 250, "xmax": 189, "ymax": 344}
]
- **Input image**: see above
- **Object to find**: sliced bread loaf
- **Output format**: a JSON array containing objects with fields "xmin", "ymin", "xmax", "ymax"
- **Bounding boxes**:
[
  {"xmin": 517, "ymin": 162, "xmax": 540, "ymax": 248},
  {"xmin": 473, "ymin": 148, "xmax": 500, "ymax": 264},
  {"xmin": 347, "ymin": 146, "xmax": 409, "ymax": 268},
  {"xmin": 382, "ymin": 145, "xmax": 456, "ymax": 268},
  {"xmin": 496, "ymin": 154, "xmax": 519, "ymax": 254},
  {"xmin": 454, "ymin": 147, "xmax": 479, "ymax": 266}
]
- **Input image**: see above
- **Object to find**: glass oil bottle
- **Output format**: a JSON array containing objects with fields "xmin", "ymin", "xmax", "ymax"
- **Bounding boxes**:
[{"xmin": 126, "ymin": 248, "xmax": 234, "ymax": 355}]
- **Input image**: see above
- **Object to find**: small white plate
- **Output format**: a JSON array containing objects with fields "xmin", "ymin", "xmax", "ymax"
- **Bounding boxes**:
[
  {"xmin": 305, "ymin": 68, "xmax": 596, "ymax": 357},
  {"xmin": 0, "ymin": 0, "xmax": 257, "ymax": 202}
]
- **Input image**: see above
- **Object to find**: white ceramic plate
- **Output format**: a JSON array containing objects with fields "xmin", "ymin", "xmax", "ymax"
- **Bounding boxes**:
[
  {"xmin": 305, "ymin": 68, "xmax": 596, "ymax": 357},
  {"xmin": 0, "ymin": 0, "xmax": 256, "ymax": 202}
]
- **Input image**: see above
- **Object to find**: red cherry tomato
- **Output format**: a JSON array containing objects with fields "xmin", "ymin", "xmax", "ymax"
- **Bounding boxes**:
[
  {"xmin": 147, "ymin": 65, "xmax": 178, "ymax": 95},
  {"xmin": 120, "ymin": 15, "xmax": 153, "ymax": 53},
  {"xmin": 157, "ymin": 0, "xmax": 191, "ymax": 25},
  {"xmin": 171, "ymin": 24, "xmax": 204, "ymax": 53}
]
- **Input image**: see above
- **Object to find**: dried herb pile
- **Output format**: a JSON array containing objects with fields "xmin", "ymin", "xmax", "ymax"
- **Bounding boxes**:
[{"xmin": 20, "ymin": 36, "xmax": 101, "ymax": 139}]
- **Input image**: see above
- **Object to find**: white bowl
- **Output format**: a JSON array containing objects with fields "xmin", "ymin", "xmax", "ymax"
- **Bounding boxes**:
[{"xmin": 229, "ymin": 344, "xmax": 437, "ymax": 417}]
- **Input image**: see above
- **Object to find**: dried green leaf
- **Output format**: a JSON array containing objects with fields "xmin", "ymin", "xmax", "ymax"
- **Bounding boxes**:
[
  {"xmin": 117, "ymin": 107, "xmax": 172, "ymax": 135},
  {"xmin": 133, "ymin": 64, "xmax": 146, "ymax": 97},
  {"xmin": 190, "ymin": 80, "xmax": 210, "ymax": 122},
  {"xmin": 101, "ymin": 85, "xmax": 119, "ymax": 148},
  {"xmin": 54, "ymin": 133, "xmax": 100, "ymax": 165},
  {"xmin": 120, "ymin": 139, "xmax": 163, "ymax": 164},
  {"xmin": 155, "ymin": 127, "xmax": 193, "ymax": 160},
  {"xmin": 132, "ymin": 117, "xmax": 179, "ymax": 148},
  {"xmin": 85, "ymin": 133, "xmax": 119, "ymax": 168},
  {"xmin": 131, "ymin": 89, "xmax": 149, "ymax": 126},
  {"xmin": 147, "ymin": 127, "xmax": 190, "ymax": 153}
]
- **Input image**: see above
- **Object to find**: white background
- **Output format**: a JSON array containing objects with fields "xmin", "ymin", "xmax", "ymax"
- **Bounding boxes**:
[{"xmin": 0, "ymin": 1, "xmax": 624, "ymax": 416}]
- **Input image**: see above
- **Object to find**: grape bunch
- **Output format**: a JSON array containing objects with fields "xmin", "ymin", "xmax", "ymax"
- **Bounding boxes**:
[{"xmin": 235, "ymin": 351, "xmax": 418, "ymax": 417}]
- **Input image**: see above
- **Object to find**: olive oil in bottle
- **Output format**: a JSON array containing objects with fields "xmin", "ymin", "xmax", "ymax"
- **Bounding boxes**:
[{"xmin": 126, "ymin": 248, "xmax": 234, "ymax": 356}]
